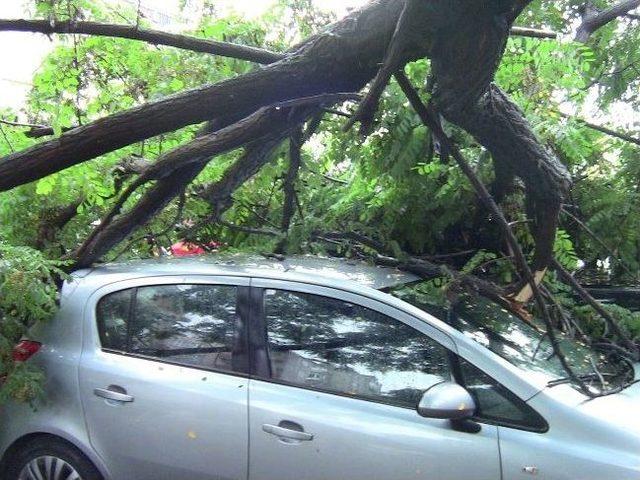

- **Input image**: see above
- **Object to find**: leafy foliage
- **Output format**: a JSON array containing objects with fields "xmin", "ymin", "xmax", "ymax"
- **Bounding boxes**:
[
  {"xmin": 0, "ymin": 0, "xmax": 639, "ymax": 402},
  {"xmin": 0, "ymin": 243, "xmax": 67, "ymax": 405}
]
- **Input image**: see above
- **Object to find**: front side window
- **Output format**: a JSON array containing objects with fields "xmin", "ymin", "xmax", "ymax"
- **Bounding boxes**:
[
  {"xmin": 97, "ymin": 284, "xmax": 241, "ymax": 373},
  {"xmin": 262, "ymin": 289, "xmax": 451, "ymax": 408}
]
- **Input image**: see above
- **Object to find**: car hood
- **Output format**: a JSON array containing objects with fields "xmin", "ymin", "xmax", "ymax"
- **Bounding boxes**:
[
  {"xmin": 574, "ymin": 364, "xmax": 640, "ymax": 435},
  {"xmin": 578, "ymin": 382, "xmax": 640, "ymax": 430}
]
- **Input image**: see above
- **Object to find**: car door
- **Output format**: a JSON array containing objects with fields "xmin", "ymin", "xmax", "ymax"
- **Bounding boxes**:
[
  {"xmin": 79, "ymin": 276, "xmax": 250, "ymax": 480},
  {"xmin": 247, "ymin": 280, "xmax": 502, "ymax": 480}
]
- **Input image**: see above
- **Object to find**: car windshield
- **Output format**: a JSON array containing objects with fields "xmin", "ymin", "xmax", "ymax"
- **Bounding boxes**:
[{"xmin": 389, "ymin": 283, "xmax": 635, "ymax": 394}]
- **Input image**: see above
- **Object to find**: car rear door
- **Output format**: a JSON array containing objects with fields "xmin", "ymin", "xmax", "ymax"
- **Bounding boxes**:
[
  {"xmin": 79, "ymin": 276, "xmax": 250, "ymax": 480},
  {"xmin": 247, "ymin": 280, "xmax": 501, "ymax": 480}
]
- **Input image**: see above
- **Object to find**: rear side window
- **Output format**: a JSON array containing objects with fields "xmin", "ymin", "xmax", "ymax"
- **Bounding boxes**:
[
  {"xmin": 97, "ymin": 289, "xmax": 131, "ymax": 350},
  {"xmin": 96, "ymin": 285, "xmax": 242, "ymax": 373}
]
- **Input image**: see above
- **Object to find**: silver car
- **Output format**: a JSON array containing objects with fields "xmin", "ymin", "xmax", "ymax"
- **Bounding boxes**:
[{"xmin": 1, "ymin": 254, "xmax": 639, "ymax": 480}]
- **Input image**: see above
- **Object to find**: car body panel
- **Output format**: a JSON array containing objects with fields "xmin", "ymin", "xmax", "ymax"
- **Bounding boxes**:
[
  {"xmin": 247, "ymin": 277, "xmax": 501, "ymax": 480},
  {"xmin": 78, "ymin": 275, "xmax": 250, "ymax": 480},
  {"xmin": 499, "ymin": 384, "xmax": 640, "ymax": 479},
  {"xmin": 72, "ymin": 254, "xmax": 420, "ymax": 291},
  {"xmin": 249, "ymin": 378, "xmax": 501, "ymax": 480},
  {"xmin": 0, "ymin": 279, "xmax": 111, "ymax": 478}
]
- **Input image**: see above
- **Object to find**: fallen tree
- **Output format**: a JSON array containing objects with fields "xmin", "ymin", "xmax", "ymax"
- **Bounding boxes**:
[
  {"xmin": 0, "ymin": 0, "xmax": 568, "ymax": 277},
  {"xmin": 0, "ymin": 0, "xmax": 638, "ymax": 400}
]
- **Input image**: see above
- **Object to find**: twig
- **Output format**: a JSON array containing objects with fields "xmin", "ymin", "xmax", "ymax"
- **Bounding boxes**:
[
  {"xmin": 323, "ymin": 108, "xmax": 351, "ymax": 118},
  {"xmin": 281, "ymin": 127, "xmax": 304, "ymax": 233},
  {"xmin": 0, "ymin": 118, "xmax": 48, "ymax": 130},
  {"xmin": 555, "ymin": 111, "xmax": 640, "ymax": 147},
  {"xmin": 219, "ymin": 221, "xmax": 280, "ymax": 237},
  {"xmin": 0, "ymin": 124, "xmax": 14, "ymax": 152}
]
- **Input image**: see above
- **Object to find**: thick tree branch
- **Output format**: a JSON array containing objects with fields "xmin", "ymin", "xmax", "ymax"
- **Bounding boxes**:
[
  {"xmin": 396, "ymin": 73, "xmax": 531, "ymax": 283},
  {"xmin": 197, "ymin": 117, "xmax": 323, "ymax": 241},
  {"xmin": 433, "ymin": 83, "xmax": 571, "ymax": 272},
  {"xmin": 70, "ymin": 99, "xmax": 338, "ymax": 268},
  {"xmin": 509, "ymin": 26, "xmax": 557, "ymax": 39},
  {"xmin": 0, "ymin": 19, "xmax": 284, "ymax": 64},
  {"xmin": 73, "ymin": 106, "xmax": 289, "ymax": 258},
  {"xmin": 24, "ymin": 125, "xmax": 74, "ymax": 139},
  {"xmin": 201, "ymin": 138, "xmax": 286, "ymax": 222},
  {"xmin": 0, "ymin": 1, "xmax": 561, "ymax": 191},
  {"xmin": 345, "ymin": 0, "xmax": 430, "ymax": 134},
  {"xmin": 576, "ymin": 0, "xmax": 640, "ymax": 42},
  {"xmin": 0, "ymin": 1, "xmax": 407, "ymax": 192}
]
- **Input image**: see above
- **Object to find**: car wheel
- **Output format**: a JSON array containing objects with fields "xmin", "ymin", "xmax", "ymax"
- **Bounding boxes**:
[{"xmin": 4, "ymin": 436, "xmax": 103, "ymax": 480}]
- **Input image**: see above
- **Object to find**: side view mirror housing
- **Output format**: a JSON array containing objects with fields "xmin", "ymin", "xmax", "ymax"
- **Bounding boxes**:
[{"xmin": 417, "ymin": 381, "xmax": 476, "ymax": 420}]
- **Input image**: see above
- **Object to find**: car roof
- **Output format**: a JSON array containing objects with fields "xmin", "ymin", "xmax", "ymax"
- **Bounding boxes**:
[{"xmin": 71, "ymin": 253, "xmax": 420, "ymax": 290}]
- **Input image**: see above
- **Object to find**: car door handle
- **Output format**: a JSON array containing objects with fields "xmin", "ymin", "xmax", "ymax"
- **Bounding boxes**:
[
  {"xmin": 94, "ymin": 387, "xmax": 134, "ymax": 403},
  {"xmin": 262, "ymin": 424, "xmax": 314, "ymax": 441}
]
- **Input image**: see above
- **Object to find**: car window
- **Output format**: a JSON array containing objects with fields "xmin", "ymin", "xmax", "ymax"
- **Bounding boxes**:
[
  {"xmin": 458, "ymin": 357, "xmax": 547, "ymax": 432},
  {"xmin": 262, "ymin": 289, "xmax": 451, "ymax": 408},
  {"xmin": 96, "ymin": 289, "xmax": 131, "ymax": 350},
  {"xmin": 390, "ymin": 285, "xmax": 634, "ymax": 393},
  {"xmin": 96, "ymin": 284, "xmax": 242, "ymax": 373}
]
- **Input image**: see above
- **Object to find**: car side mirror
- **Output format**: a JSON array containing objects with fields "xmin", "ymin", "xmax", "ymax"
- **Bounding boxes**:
[{"xmin": 417, "ymin": 381, "xmax": 476, "ymax": 420}]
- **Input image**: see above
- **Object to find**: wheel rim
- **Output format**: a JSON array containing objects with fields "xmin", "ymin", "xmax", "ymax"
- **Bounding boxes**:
[{"xmin": 18, "ymin": 455, "xmax": 82, "ymax": 480}]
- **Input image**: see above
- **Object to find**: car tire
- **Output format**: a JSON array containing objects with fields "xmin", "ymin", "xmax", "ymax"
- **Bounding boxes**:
[{"xmin": 3, "ymin": 436, "xmax": 103, "ymax": 480}]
